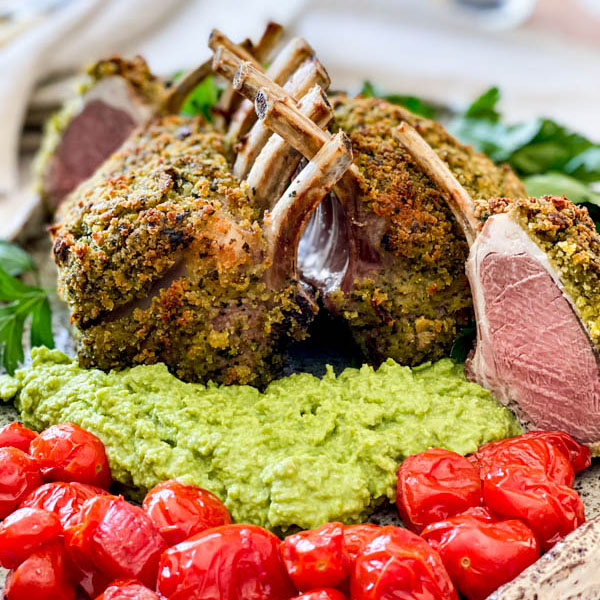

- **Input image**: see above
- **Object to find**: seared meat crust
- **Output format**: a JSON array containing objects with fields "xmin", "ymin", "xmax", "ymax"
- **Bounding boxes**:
[
  {"xmin": 51, "ymin": 115, "xmax": 310, "ymax": 386},
  {"xmin": 330, "ymin": 97, "xmax": 526, "ymax": 365}
]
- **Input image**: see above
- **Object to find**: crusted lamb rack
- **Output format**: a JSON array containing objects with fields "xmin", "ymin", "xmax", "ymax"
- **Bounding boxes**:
[
  {"xmin": 36, "ymin": 24, "xmax": 283, "ymax": 212},
  {"xmin": 51, "ymin": 113, "xmax": 351, "ymax": 386},
  {"xmin": 211, "ymin": 38, "xmax": 525, "ymax": 368},
  {"xmin": 395, "ymin": 122, "xmax": 600, "ymax": 448}
]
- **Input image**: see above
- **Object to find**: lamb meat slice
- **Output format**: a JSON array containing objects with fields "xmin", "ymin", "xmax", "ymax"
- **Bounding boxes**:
[{"xmin": 394, "ymin": 122, "xmax": 600, "ymax": 448}]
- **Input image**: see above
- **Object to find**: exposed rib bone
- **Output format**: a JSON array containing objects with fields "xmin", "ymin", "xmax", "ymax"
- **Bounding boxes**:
[
  {"xmin": 392, "ymin": 123, "xmax": 479, "ymax": 246},
  {"xmin": 161, "ymin": 61, "xmax": 214, "ymax": 114},
  {"xmin": 266, "ymin": 132, "xmax": 353, "ymax": 288},
  {"xmin": 234, "ymin": 58, "xmax": 330, "ymax": 180},
  {"xmin": 246, "ymin": 85, "xmax": 332, "ymax": 212},
  {"xmin": 227, "ymin": 36, "xmax": 314, "ymax": 141},
  {"xmin": 213, "ymin": 23, "xmax": 283, "ymax": 129},
  {"xmin": 208, "ymin": 29, "xmax": 261, "ymax": 67}
]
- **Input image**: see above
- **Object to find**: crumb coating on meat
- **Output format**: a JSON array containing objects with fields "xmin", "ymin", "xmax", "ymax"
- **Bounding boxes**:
[
  {"xmin": 330, "ymin": 97, "xmax": 526, "ymax": 365},
  {"xmin": 51, "ymin": 115, "xmax": 312, "ymax": 386},
  {"xmin": 479, "ymin": 195, "xmax": 600, "ymax": 351}
]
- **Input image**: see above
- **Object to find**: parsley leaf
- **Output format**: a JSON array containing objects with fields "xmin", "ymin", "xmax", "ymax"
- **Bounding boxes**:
[
  {"xmin": 180, "ymin": 75, "xmax": 221, "ymax": 122},
  {"xmin": 0, "ymin": 249, "xmax": 54, "ymax": 375},
  {"xmin": 359, "ymin": 81, "xmax": 437, "ymax": 119},
  {"xmin": 0, "ymin": 241, "xmax": 36, "ymax": 277}
]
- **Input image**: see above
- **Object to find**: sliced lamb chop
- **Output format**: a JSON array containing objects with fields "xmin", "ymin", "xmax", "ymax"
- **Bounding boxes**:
[
  {"xmin": 51, "ymin": 115, "xmax": 352, "ymax": 386},
  {"xmin": 395, "ymin": 122, "xmax": 600, "ymax": 448},
  {"xmin": 36, "ymin": 26, "xmax": 279, "ymax": 212},
  {"xmin": 211, "ymin": 47, "xmax": 524, "ymax": 368}
]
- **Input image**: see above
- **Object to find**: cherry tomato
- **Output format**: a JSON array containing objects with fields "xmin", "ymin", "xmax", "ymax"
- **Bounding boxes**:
[
  {"xmin": 3, "ymin": 541, "xmax": 76, "ymax": 600},
  {"xmin": 295, "ymin": 589, "xmax": 348, "ymax": 600},
  {"xmin": 396, "ymin": 448, "xmax": 482, "ymax": 533},
  {"xmin": 281, "ymin": 521, "xmax": 349, "ymax": 591},
  {"xmin": 0, "ymin": 423, "xmax": 38, "ymax": 453},
  {"xmin": 157, "ymin": 523, "xmax": 295, "ymax": 600},
  {"xmin": 518, "ymin": 431, "xmax": 591, "ymax": 473},
  {"xmin": 65, "ymin": 495, "xmax": 167, "ymax": 588},
  {"xmin": 143, "ymin": 479, "xmax": 231, "ymax": 546},
  {"xmin": 343, "ymin": 524, "xmax": 381, "ymax": 561},
  {"xmin": 421, "ymin": 506, "xmax": 540, "ymax": 600},
  {"xmin": 472, "ymin": 437, "xmax": 575, "ymax": 487},
  {"xmin": 30, "ymin": 423, "xmax": 112, "ymax": 489},
  {"xmin": 351, "ymin": 525, "xmax": 458, "ymax": 600},
  {"xmin": 0, "ymin": 507, "xmax": 62, "ymax": 569},
  {"xmin": 20, "ymin": 481, "xmax": 108, "ymax": 528},
  {"xmin": 483, "ymin": 464, "xmax": 585, "ymax": 551},
  {"xmin": 0, "ymin": 447, "xmax": 42, "ymax": 519},
  {"xmin": 94, "ymin": 578, "xmax": 162, "ymax": 599}
]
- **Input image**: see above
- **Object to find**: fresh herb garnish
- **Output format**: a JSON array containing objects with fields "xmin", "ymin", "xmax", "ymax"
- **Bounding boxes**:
[
  {"xmin": 359, "ymin": 81, "xmax": 437, "ymax": 119},
  {"xmin": 450, "ymin": 324, "xmax": 476, "ymax": 364},
  {"xmin": 0, "ymin": 243, "xmax": 54, "ymax": 375},
  {"xmin": 180, "ymin": 75, "xmax": 221, "ymax": 122}
]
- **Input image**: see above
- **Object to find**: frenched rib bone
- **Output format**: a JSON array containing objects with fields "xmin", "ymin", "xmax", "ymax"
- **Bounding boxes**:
[
  {"xmin": 266, "ymin": 131, "xmax": 353, "ymax": 288},
  {"xmin": 393, "ymin": 123, "xmax": 479, "ymax": 246},
  {"xmin": 247, "ymin": 85, "xmax": 333, "ymax": 212},
  {"xmin": 234, "ymin": 57, "xmax": 331, "ymax": 180},
  {"xmin": 226, "ymin": 37, "xmax": 314, "ymax": 141}
]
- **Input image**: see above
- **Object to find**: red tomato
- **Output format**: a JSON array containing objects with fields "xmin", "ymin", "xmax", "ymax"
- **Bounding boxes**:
[
  {"xmin": 65, "ymin": 495, "xmax": 167, "ymax": 588},
  {"xmin": 281, "ymin": 521, "xmax": 349, "ymax": 591},
  {"xmin": 0, "ymin": 447, "xmax": 42, "ymax": 519},
  {"xmin": 343, "ymin": 524, "xmax": 381, "ymax": 561},
  {"xmin": 142, "ymin": 479, "xmax": 231, "ymax": 546},
  {"xmin": 483, "ymin": 465, "xmax": 585, "ymax": 551},
  {"xmin": 30, "ymin": 423, "xmax": 112, "ymax": 489},
  {"xmin": 20, "ymin": 481, "xmax": 108, "ymax": 528},
  {"xmin": 0, "ymin": 423, "xmax": 38, "ymax": 453},
  {"xmin": 517, "ymin": 431, "xmax": 591, "ymax": 474},
  {"xmin": 421, "ymin": 507, "xmax": 540, "ymax": 600},
  {"xmin": 3, "ymin": 541, "xmax": 76, "ymax": 600},
  {"xmin": 351, "ymin": 525, "xmax": 458, "ymax": 600},
  {"xmin": 295, "ymin": 589, "xmax": 348, "ymax": 600},
  {"xmin": 157, "ymin": 523, "xmax": 295, "ymax": 600},
  {"xmin": 94, "ymin": 578, "xmax": 162, "ymax": 599},
  {"xmin": 396, "ymin": 448, "xmax": 482, "ymax": 532},
  {"xmin": 472, "ymin": 437, "xmax": 575, "ymax": 487},
  {"xmin": 0, "ymin": 507, "xmax": 62, "ymax": 569}
]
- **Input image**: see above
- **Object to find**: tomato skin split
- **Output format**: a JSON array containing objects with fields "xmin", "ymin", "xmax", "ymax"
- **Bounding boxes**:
[
  {"xmin": 157, "ymin": 523, "xmax": 295, "ymax": 600},
  {"xmin": 143, "ymin": 479, "xmax": 231, "ymax": 547},
  {"xmin": 30, "ymin": 423, "xmax": 112, "ymax": 489},
  {"xmin": 421, "ymin": 506, "xmax": 540, "ymax": 600},
  {"xmin": 396, "ymin": 448, "xmax": 482, "ymax": 533},
  {"xmin": 0, "ymin": 423, "xmax": 39, "ymax": 453}
]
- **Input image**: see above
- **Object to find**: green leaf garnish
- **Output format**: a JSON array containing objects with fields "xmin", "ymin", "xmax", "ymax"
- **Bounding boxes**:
[
  {"xmin": 0, "ymin": 249, "xmax": 54, "ymax": 375},
  {"xmin": 450, "ymin": 324, "xmax": 476, "ymax": 364},
  {"xmin": 0, "ymin": 241, "xmax": 36, "ymax": 277},
  {"xmin": 180, "ymin": 75, "xmax": 221, "ymax": 122},
  {"xmin": 359, "ymin": 81, "xmax": 437, "ymax": 119},
  {"xmin": 524, "ymin": 173, "xmax": 600, "ymax": 206}
]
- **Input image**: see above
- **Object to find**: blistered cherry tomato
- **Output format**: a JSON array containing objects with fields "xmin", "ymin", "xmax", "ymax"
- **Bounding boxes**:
[
  {"xmin": 3, "ymin": 541, "xmax": 76, "ymax": 600},
  {"xmin": 472, "ymin": 437, "xmax": 575, "ymax": 487},
  {"xmin": 158, "ymin": 524, "xmax": 295, "ymax": 600},
  {"xmin": 483, "ymin": 464, "xmax": 585, "ymax": 551},
  {"xmin": 343, "ymin": 524, "xmax": 381, "ymax": 561},
  {"xmin": 421, "ymin": 506, "xmax": 540, "ymax": 600},
  {"xmin": 351, "ymin": 525, "xmax": 458, "ymax": 600},
  {"xmin": 518, "ymin": 431, "xmax": 591, "ymax": 473},
  {"xmin": 295, "ymin": 589, "xmax": 348, "ymax": 600},
  {"xmin": 143, "ymin": 479, "xmax": 231, "ymax": 546},
  {"xmin": 94, "ymin": 578, "xmax": 162, "ymax": 599},
  {"xmin": 0, "ymin": 507, "xmax": 62, "ymax": 569},
  {"xmin": 0, "ymin": 422, "xmax": 38, "ymax": 453},
  {"xmin": 396, "ymin": 448, "xmax": 482, "ymax": 533},
  {"xmin": 65, "ymin": 495, "xmax": 167, "ymax": 588},
  {"xmin": 281, "ymin": 521, "xmax": 349, "ymax": 591},
  {"xmin": 30, "ymin": 423, "xmax": 112, "ymax": 489},
  {"xmin": 20, "ymin": 481, "xmax": 108, "ymax": 528},
  {"xmin": 0, "ymin": 447, "xmax": 42, "ymax": 519}
]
